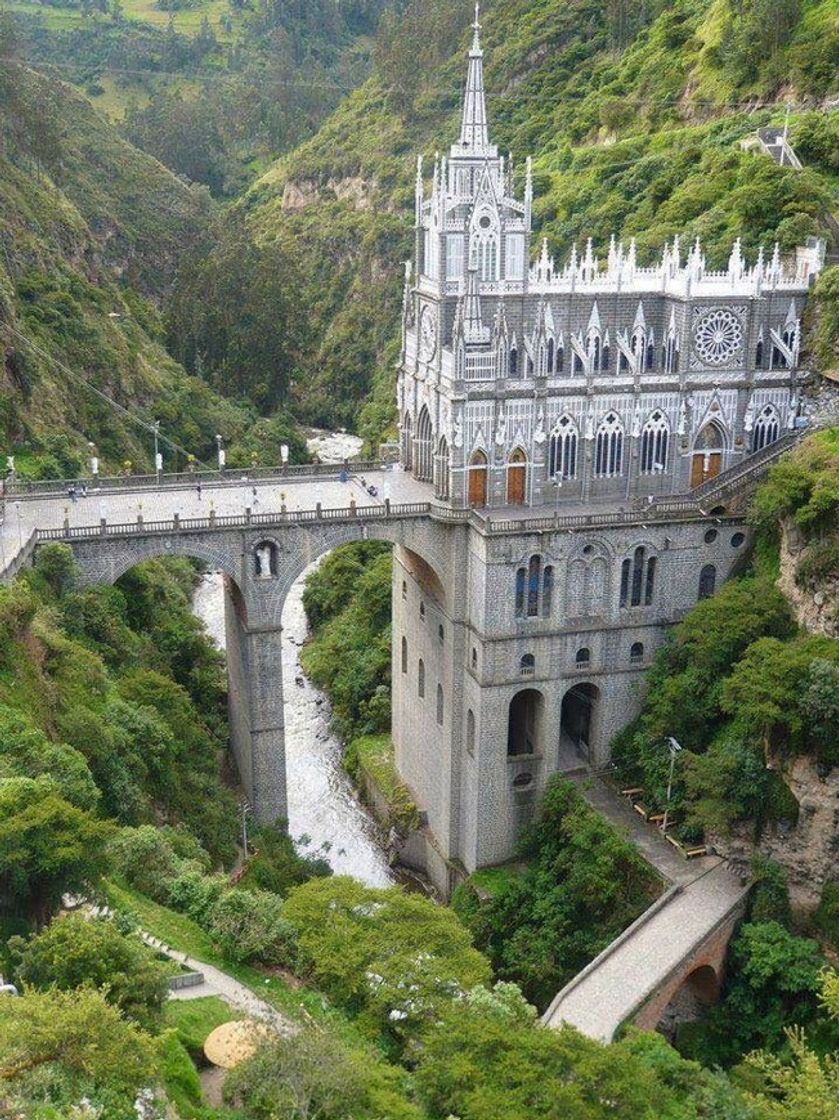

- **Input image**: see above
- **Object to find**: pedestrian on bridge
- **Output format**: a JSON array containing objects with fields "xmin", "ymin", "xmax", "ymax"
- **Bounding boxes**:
[{"xmin": 67, "ymin": 485, "xmax": 77, "ymax": 504}]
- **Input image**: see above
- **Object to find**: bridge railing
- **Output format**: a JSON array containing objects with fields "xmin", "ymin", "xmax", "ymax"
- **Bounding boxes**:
[
  {"xmin": 4, "ymin": 460, "xmax": 390, "ymax": 500},
  {"xmin": 36, "ymin": 492, "xmax": 751, "ymax": 546}
]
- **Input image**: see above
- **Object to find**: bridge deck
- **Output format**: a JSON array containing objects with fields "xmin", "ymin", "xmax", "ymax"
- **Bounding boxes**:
[{"xmin": 543, "ymin": 861, "xmax": 748, "ymax": 1041}]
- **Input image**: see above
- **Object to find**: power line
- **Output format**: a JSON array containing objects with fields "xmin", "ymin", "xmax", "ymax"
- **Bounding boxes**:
[{"xmin": 3, "ymin": 322, "xmax": 213, "ymax": 468}]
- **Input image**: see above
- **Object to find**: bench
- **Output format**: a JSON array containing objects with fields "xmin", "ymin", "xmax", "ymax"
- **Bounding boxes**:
[
  {"xmin": 621, "ymin": 787, "xmax": 644, "ymax": 798},
  {"xmin": 632, "ymin": 802, "xmax": 651, "ymax": 820}
]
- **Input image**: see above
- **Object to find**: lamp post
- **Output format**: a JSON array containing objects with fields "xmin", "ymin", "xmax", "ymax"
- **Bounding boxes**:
[
  {"xmin": 661, "ymin": 736, "xmax": 683, "ymax": 835},
  {"xmin": 153, "ymin": 421, "xmax": 162, "ymax": 481},
  {"xmin": 88, "ymin": 442, "xmax": 99, "ymax": 486}
]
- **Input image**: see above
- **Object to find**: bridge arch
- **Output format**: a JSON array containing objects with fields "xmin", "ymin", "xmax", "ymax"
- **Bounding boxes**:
[{"xmin": 62, "ymin": 512, "xmax": 457, "ymax": 828}]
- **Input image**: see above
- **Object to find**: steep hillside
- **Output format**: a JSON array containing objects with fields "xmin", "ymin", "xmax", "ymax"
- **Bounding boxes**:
[
  {"xmin": 11, "ymin": 0, "xmax": 394, "ymax": 196},
  {"xmin": 242, "ymin": 0, "xmax": 839, "ymax": 439},
  {"xmin": 0, "ymin": 56, "xmax": 301, "ymax": 475}
]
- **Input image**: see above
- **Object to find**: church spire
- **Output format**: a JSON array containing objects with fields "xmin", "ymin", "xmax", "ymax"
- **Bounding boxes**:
[{"xmin": 458, "ymin": 3, "xmax": 489, "ymax": 153}]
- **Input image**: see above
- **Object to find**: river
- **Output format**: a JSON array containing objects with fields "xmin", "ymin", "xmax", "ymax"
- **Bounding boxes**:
[{"xmin": 191, "ymin": 433, "xmax": 396, "ymax": 887}]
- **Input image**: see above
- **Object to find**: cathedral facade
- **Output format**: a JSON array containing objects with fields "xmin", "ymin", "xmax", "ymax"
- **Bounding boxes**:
[
  {"xmin": 389, "ymin": 10, "xmax": 824, "ymax": 885},
  {"xmin": 397, "ymin": 13, "xmax": 823, "ymax": 512}
]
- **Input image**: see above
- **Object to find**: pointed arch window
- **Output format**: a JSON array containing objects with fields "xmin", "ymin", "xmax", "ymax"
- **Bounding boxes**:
[
  {"xmin": 646, "ymin": 340, "xmax": 655, "ymax": 371},
  {"xmin": 752, "ymin": 405, "xmax": 780, "ymax": 452},
  {"xmin": 509, "ymin": 345, "xmax": 518, "ymax": 378},
  {"xmin": 436, "ymin": 683, "xmax": 444, "ymax": 725},
  {"xmin": 401, "ymin": 636, "xmax": 408, "ymax": 674},
  {"xmin": 418, "ymin": 658, "xmax": 425, "ymax": 698},
  {"xmin": 601, "ymin": 342, "xmax": 610, "ymax": 372},
  {"xmin": 572, "ymin": 351, "xmax": 583, "ymax": 376},
  {"xmin": 466, "ymin": 709, "xmax": 475, "ymax": 756},
  {"xmin": 755, "ymin": 339, "xmax": 764, "ymax": 368},
  {"xmin": 515, "ymin": 567, "xmax": 526, "ymax": 617},
  {"xmin": 630, "ymin": 641, "xmax": 644, "ymax": 664},
  {"xmin": 556, "ymin": 343, "xmax": 564, "ymax": 373},
  {"xmin": 640, "ymin": 410, "xmax": 669, "ymax": 475},
  {"xmin": 549, "ymin": 416, "xmax": 578, "ymax": 481},
  {"xmin": 547, "ymin": 337, "xmax": 555, "ymax": 374},
  {"xmin": 415, "ymin": 406, "xmax": 434, "ymax": 483},
  {"xmin": 620, "ymin": 547, "xmax": 656, "ymax": 607},
  {"xmin": 527, "ymin": 554, "xmax": 542, "ymax": 617},
  {"xmin": 595, "ymin": 413, "xmax": 623, "ymax": 477},
  {"xmin": 542, "ymin": 566, "xmax": 554, "ymax": 617}
]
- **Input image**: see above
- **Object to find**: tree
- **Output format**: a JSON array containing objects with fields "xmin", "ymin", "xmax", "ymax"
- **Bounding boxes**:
[
  {"xmin": 0, "ymin": 777, "xmax": 113, "ymax": 926},
  {"xmin": 0, "ymin": 987, "xmax": 154, "ymax": 1116},
  {"xmin": 10, "ymin": 913, "xmax": 170, "ymax": 1030},
  {"xmin": 0, "ymin": 703, "xmax": 99, "ymax": 811},
  {"xmin": 415, "ymin": 984, "xmax": 681, "ymax": 1120},
  {"xmin": 453, "ymin": 779, "xmax": 657, "ymax": 1008},
  {"xmin": 224, "ymin": 1027, "xmax": 422, "ymax": 1120},
  {"xmin": 282, "ymin": 876, "xmax": 491, "ymax": 1045},
  {"xmin": 746, "ymin": 970, "xmax": 839, "ymax": 1120},
  {"xmin": 165, "ymin": 225, "xmax": 309, "ymax": 412}
]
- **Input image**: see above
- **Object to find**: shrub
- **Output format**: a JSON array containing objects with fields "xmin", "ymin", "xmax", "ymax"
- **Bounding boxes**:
[
  {"xmin": 108, "ymin": 825, "xmax": 191, "ymax": 902},
  {"xmin": 207, "ymin": 888, "xmax": 298, "ymax": 966}
]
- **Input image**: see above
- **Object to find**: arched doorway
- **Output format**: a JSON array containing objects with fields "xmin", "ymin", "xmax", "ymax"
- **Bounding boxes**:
[
  {"xmin": 560, "ymin": 682, "xmax": 599, "ymax": 762},
  {"xmin": 690, "ymin": 422, "xmax": 724, "ymax": 488},
  {"xmin": 507, "ymin": 688, "xmax": 543, "ymax": 757},
  {"xmin": 415, "ymin": 406, "xmax": 433, "ymax": 482},
  {"xmin": 468, "ymin": 450, "xmax": 488, "ymax": 507},
  {"xmin": 507, "ymin": 448, "xmax": 527, "ymax": 505}
]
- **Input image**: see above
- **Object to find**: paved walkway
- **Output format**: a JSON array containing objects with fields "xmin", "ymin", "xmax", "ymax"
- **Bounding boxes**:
[
  {"xmin": 140, "ymin": 931, "xmax": 297, "ymax": 1035},
  {"xmin": 542, "ymin": 767, "xmax": 750, "ymax": 1041}
]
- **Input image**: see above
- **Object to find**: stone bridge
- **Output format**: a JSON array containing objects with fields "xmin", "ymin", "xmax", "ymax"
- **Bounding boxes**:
[{"xmin": 543, "ymin": 859, "xmax": 749, "ymax": 1042}]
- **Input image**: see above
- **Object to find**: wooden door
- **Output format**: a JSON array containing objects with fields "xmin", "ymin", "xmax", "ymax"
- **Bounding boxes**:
[
  {"xmin": 468, "ymin": 460, "xmax": 487, "ymax": 506},
  {"xmin": 690, "ymin": 452, "xmax": 722, "ymax": 489},
  {"xmin": 507, "ymin": 451, "xmax": 527, "ymax": 504}
]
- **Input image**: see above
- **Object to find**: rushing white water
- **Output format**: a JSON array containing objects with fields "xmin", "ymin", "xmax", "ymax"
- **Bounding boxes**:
[
  {"xmin": 305, "ymin": 429, "xmax": 364, "ymax": 464},
  {"xmin": 192, "ymin": 570, "xmax": 396, "ymax": 888}
]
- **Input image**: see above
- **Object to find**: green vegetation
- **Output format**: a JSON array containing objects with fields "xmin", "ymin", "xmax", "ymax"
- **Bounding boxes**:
[
  {"xmin": 452, "ymin": 778, "xmax": 659, "ymax": 1009},
  {"xmin": 678, "ymin": 918, "xmax": 838, "ymax": 1067},
  {"xmin": 0, "ymin": 986, "xmax": 156, "ymax": 1119},
  {"xmin": 301, "ymin": 542, "xmax": 392, "ymax": 741},
  {"xmin": 613, "ymin": 429, "xmax": 839, "ymax": 842},
  {"xmin": 8, "ymin": 911, "xmax": 170, "ymax": 1029},
  {"xmin": 0, "ymin": 23, "xmax": 310, "ymax": 476},
  {"xmin": 282, "ymin": 875, "xmax": 491, "ymax": 1050},
  {"xmin": 344, "ymin": 734, "xmax": 420, "ymax": 833}
]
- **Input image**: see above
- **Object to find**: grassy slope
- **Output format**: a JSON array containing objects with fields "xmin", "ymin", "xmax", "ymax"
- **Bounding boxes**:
[
  {"xmin": 0, "ymin": 68, "xmax": 263, "ymax": 472},
  {"xmin": 243, "ymin": 0, "xmax": 839, "ymax": 439}
]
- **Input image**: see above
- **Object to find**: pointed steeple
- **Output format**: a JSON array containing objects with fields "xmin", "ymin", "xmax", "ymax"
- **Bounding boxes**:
[{"xmin": 459, "ymin": 4, "xmax": 489, "ymax": 153}]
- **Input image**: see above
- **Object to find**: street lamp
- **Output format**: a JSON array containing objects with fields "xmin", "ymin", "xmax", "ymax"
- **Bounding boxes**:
[
  {"xmin": 153, "ymin": 422, "xmax": 162, "ymax": 481},
  {"xmin": 661, "ymin": 736, "xmax": 683, "ymax": 835}
]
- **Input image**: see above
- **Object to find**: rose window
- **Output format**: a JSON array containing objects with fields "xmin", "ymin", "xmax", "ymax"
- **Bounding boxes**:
[{"xmin": 693, "ymin": 309, "xmax": 743, "ymax": 366}]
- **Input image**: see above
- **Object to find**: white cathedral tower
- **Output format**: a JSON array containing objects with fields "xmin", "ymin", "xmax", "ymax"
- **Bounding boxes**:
[{"xmin": 397, "ymin": 4, "xmax": 824, "ymax": 510}]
